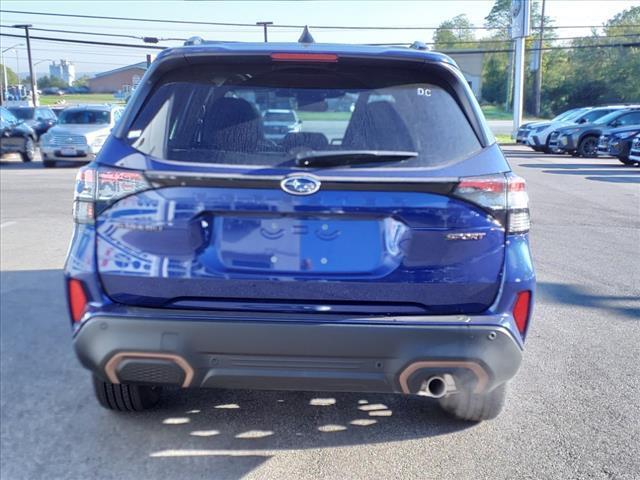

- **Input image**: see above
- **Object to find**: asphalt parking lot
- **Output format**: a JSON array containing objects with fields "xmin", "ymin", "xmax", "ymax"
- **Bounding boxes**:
[{"xmin": 1, "ymin": 146, "xmax": 638, "ymax": 480}]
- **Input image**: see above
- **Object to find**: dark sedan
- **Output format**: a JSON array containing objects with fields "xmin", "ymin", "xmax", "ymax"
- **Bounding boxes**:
[
  {"xmin": 0, "ymin": 107, "xmax": 38, "ymax": 162},
  {"xmin": 598, "ymin": 125, "xmax": 640, "ymax": 165},
  {"xmin": 7, "ymin": 106, "xmax": 57, "ymax": 140}
]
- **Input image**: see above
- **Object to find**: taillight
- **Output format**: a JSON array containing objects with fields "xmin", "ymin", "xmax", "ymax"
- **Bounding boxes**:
[
  {"xmin": 453, "ymin": 173, "xmax": 530, "ymax": 234},
  {"xmin": 68, "ymin": 278, "xmax": 88, "ymax": 323},
  {"xmin": 73, "ymin": 165, "xmax": 150, "ymax": 224},
  {"xmin": 512, "ymin": 290, "xmax": 532, "ymax": 336}
]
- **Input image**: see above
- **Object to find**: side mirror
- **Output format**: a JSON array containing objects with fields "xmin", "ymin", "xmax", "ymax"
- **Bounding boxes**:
[
  {"xmin": 577, "ymin": 118, "xmax": 586, "ymax": 124},
  {"xmin": 609, "ymin": 121, "xmax": 620, "ymax": 127}
]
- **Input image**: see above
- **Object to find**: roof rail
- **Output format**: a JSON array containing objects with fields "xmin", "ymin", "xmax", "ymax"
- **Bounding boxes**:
[
  {"xmin": 184, "ymin": 36, "xmax": 204, "ymax": 46},
  {"xmin": 410, "ymin": 41, "xmax": 429, "ymax": 51}
]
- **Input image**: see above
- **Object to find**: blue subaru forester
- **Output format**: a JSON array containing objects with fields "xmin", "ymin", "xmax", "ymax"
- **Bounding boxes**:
[{"xmin": 65, "ymin": 38, "xmax": 534, "ymax": 421}]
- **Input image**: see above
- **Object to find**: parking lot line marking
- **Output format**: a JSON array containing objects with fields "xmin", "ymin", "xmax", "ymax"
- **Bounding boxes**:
[{"xmin": 0, "ymin": 221, "xmax": 17, "ymax": 229}]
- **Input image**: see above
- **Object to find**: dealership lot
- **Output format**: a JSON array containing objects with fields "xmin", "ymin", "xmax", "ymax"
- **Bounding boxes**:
[{"xmin": 1, "ymin": 147, "xmax": 638, "ymax": 479}]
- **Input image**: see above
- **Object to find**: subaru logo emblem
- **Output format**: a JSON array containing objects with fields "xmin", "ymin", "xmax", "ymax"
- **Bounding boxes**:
[{"xmin": 280, "ymin": 175, "xmax": 321, "ymax": 196}]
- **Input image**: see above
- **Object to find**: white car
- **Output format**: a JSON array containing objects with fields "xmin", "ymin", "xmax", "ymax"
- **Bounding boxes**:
[
  {"xmin": 39, "ymin": 104, "xmax": 123, "ymax": 168},
  {"xmin": 526, "ymin": 106, "xmax": 626, "ymax": 154},
  {"xmin": 262, "ymin": 109, "xmax": 301, "ymax": 141},
  {"xmin": 521, "ymin": 107, "xmax": 589, "ymax": 152}
]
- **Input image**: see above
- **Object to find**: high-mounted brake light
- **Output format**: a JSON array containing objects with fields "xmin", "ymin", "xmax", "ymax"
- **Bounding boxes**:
[
  {"xmin": 453, "ymin": 173, "xmax": 530, "ymax": 234},
  {"xmin": 513, "ymin": 290, "xmax": 532, "ymax": 336},
  {"xmin": 68, "ymin": 278, "xmax": 88, "ymax": 323},
  {"xmin": 73, "ymin": 165, "xmax": 150, "ymax": 224},
  {"xmin": 270, "ymin": 53, "xmax": 338, "ymax": 62}
]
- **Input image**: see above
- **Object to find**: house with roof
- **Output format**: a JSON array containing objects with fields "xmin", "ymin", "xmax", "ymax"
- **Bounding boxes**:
[{"xmin": 87, "ymin": 62, "xmax": 147, "ymax": 94}]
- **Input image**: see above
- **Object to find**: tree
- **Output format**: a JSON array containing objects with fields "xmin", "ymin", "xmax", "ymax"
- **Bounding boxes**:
[
  {"xmin": 482, "ymin": 0, "xmax": 556, "ymax": 111},
  {"xmin": 0, "ymin": 64, "xmax": 19, "ymax": 90},
  {"xmin": 484, "ymin": 0, "xmax": 512, "ymax": 36},
  {"xmin": 37, "ymin": 75, "xmax": 68, "ymax": 89},
  {"xmin": 433, "ymin": 14, "xmax": 477, "ymax": 49},
  {"xmin": 73, "ymin": 75, "xmax": 90, "ymax": 88}
]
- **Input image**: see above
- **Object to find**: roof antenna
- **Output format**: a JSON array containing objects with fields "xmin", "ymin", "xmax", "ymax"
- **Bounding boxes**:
[{"xmin": 298, "ymin": 26, "xmax": 315, "ymax": 44}]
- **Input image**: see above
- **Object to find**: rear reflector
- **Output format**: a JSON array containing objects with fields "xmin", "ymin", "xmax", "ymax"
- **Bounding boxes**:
[
  {"xmin": 68, "ymin": 278, "xmax": 88, "ymax": 323},
  {"xmin": 271, "ymin": 53, "xmax": 338, "ymax": 62},
  {"xmin": 513, "ymin": 290, "xmax": 531, "ymax": 336}
]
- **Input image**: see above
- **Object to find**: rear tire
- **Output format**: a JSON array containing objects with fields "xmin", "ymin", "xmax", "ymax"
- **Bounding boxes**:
[
  {"xmin": 20, "ymin": 137, "xmax": 36, "ymax": 162},
  {"xmin": 43, "ymin": 159, "xmax": 56, "ymax": 168},
  {"xmin": 92, "ymin": 375, "xmax": 161, "ymax": 412},
  {"xmin": 438, "ymin": 383, "xmax": 507, "ymax": 422},
  {"xmin": 577, "ymin": 135, "xmax": 598, "ymax": 158}
]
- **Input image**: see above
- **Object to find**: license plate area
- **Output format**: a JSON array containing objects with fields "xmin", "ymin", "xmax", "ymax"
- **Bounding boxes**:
[
  {"xmin": 208, "ymin": 215, "xmax": 408, "ymax": 275},
  {"xmin": 60, "ymin": 147, "xmax": 78, "ymax": 156}
]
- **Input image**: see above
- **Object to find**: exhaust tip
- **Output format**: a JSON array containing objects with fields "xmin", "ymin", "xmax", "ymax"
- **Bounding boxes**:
[{"xmin": 419, "ymin": 376, "xmax": 448, "ymax": 398}]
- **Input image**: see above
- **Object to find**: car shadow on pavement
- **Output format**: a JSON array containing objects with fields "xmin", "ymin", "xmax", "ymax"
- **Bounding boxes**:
[
  {"xmin": 518, "ymin": 162, "xmax": 639, "ymax": 184},
  {"xmin": 537, "ymin": 281, "xmax": 640, "ymax": 320},
  {"xmin": 0, "ymin": 268, "xmax": 475, "ymax": 480},
  {"xmin": 0, "ymin": 160, "xmax": 80, "ymax": 170}
]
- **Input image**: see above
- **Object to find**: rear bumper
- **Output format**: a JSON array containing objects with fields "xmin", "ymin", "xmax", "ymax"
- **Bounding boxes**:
[{"xmin": 74, "ymin": 311, "xmax": 523, "ymax": 395}]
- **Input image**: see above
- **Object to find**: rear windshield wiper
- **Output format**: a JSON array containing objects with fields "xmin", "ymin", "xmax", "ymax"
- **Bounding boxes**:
[{"xmin": 294, "ymin": 150, "xmax": 418, "ymax": 168}]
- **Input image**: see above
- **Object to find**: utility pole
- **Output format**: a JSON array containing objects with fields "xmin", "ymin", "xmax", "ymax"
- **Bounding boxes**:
[
  {"xmin": 256, "ymin": 21, "xmax": 273, "ymax": 42},
  {"xmin": 13, "ymin": 24, "xmax": 37, "ymax": 106},
  {"xmin": 510, "ymin": 0, "xmax": 531, "ymax": 137},
  {"xmin": 533, "ymin": 0, "xmax": 546, "ymax": 117}
]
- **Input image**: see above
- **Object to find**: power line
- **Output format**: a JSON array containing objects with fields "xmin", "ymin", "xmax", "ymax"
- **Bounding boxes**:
[
  {"xmin": 3, "ymin": 25, "xmax": 637, "ymax": 50},
  {"xmin": 439, "ymin": 41, "xmax": 640, "ymax": 55},
  {"xmin": 2, "ymin": 9, "xmax": 639, "ymax": 31},
  {"xmin": 0, "ymin": 24, "xmax": 186, "ymax": 41},
  {"xmin": 0, "ymin": 32, "xmax": 166, "ymax": 50},
  {"xmin": 2, "ymin": 31, "xmax": 638, "ymax": 59}
]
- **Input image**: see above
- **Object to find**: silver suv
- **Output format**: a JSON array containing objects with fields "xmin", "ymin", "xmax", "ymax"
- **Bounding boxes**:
[{"xmin": 40, "ymin": 104, "xmax": 123, "ymax": 168}]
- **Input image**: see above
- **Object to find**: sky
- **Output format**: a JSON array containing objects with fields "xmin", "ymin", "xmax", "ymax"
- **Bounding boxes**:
[{"xmin": 0, "ymin": 0, "xmax": 637, "ymax": 77}]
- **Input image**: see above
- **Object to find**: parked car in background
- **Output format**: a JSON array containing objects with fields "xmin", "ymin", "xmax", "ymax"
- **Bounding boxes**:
[
  {"xmin": 628, "ymin": 134, "xmax": 640, "ymax": 166},
  {"xmin": 64, "ymin": 40, "xmax": 535, "ymax": 422},
  {"xmin": 7, "ymin": 106, "xmax": 58, "ymax": 140},
  {"xmin": 525, "ymin": 107, "xmax": 598, "ymax": 153},
  {"xmin": 598, "ymin": 125, "xmax": 640, "ymax": 165},
  {"xmin": 0, "ymin": 106, "xmax": 38, "ymax": 162},
  {"xmin": 41, "ymin": 87, "xmax": 63, "ymax": 96},
  {"xmin": 39, "ymin": 104, "xmax": 123, "ymax": 168},
  {"xmin": 262, "ymin": 109, "xmax": 302, "ymax": 141},
  {"xmin": 550, "ymin": 107, "xmax": 640, "ymax": 157},
  {"xmin": 516, "ymin": 107, "xmax": 583, "ymax": 148},
  {"xmin": 543, "ymin": 106, "xmax": 622, "ymax": 153}
]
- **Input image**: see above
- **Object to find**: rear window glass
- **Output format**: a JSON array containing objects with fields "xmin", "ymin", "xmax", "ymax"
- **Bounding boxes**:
[
  {"xmin": 126, "ymin": 64, "xmax": 482, "ymax": 168},
  {"xmin": 59, "ymin": 110, "xmax": 110, "ymax": 125},
  {"xmin": 9, "ymin": 108, "xmax": 34, "ymax": 120}
]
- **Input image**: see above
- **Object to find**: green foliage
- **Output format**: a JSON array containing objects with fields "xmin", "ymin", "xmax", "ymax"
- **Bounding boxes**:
[
  {"xmin": 480, "ymin": 2, "xmax": 639, "ymax": 116},
  {"xmin": 0, "ymin": 64, "xmax": 19, "ymax": 89},
  {"xmin": 37, "ymin": 75, "xmax": 68, "ymax": 89},
  {"xmin": 434, "ymin": 14, "xmax": 477, "ymax": 49},
  {"xmin": 72, "ymin": 75, "xmax": 90, "ymax": 88}
]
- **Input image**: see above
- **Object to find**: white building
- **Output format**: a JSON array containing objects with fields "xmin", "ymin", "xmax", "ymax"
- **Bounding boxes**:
[{"xmin": 49, "ymin": 60, "xmax": 76, "ymax": 86}]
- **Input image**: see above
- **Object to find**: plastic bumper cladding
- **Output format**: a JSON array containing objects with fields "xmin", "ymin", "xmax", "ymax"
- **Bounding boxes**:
[{"xmin": 74, "ymin": 312, "xmax": 523, "ymax": 395}]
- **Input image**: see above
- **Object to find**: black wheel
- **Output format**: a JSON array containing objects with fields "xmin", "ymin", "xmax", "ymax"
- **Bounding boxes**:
[
  {"xmin": 43, "ymin": 159, "xmax": 57, "ymax": 168},
  {"xmin": 438, "ymin": 383, "xmax": 507, "ymax": 422},
  {"xmin": 577, "ymin": 136, "xmax": 598, "ymax": 158},
  {"xmin": 92, "ymin": 375, "xmax": 161, "ymax": 412},
  {"xmin": 20, "ymin": 137, "xmax": 36, "ymax": 162}
]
